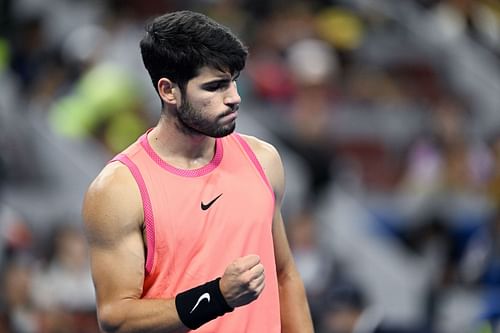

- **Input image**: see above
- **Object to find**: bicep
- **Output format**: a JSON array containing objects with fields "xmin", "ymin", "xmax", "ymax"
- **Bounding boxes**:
[
  {"xmin": 87, "ymin": 225, "xmax": 145, "ymax": 306},
  {"xmin": 82, "ymin": 165, "xmax": 146, "ymax": 308}
]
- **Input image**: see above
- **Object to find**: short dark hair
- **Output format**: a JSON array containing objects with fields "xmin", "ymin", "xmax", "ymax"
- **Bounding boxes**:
[{"xmin": 140, "ymin": 10, "xmax": 248, "ymax": 97}]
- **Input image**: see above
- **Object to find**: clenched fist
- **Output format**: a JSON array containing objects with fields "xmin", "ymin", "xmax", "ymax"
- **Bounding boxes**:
[{"xmin": 219, "ymin": 254, "xmax": 265, "ymax": 308}]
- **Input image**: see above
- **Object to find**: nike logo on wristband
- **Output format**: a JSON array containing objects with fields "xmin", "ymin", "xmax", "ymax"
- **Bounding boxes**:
[
  {"xmin": 190, "ymin": 292, "xmax": 211, "ymax": 313},
  {"xmin": 201, "ymin": 193, "xmax": 223, "ymax": 210}
]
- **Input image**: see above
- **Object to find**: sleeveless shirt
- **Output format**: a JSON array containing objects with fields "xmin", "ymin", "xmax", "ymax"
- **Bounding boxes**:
[{"xmin": 112, "ymin": 130, "xmax": 281, "ymax": 332}]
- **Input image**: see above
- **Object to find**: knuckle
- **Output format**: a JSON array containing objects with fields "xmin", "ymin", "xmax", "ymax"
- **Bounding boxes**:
[{"xmin": 241, "ymin": 272, "xmax": 252, "ymax": 284}]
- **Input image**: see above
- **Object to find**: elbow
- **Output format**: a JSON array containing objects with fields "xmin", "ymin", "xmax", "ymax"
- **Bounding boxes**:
[
  {"xmin": 276, "ymin": 259, "xmax": 298, "ymax": 282},
  {"xmin": 97, "ymin": 303, "xmax": 125, "ymax": 333},
  {"xmin": 277, "ymin": 261, "xmax": 305, "ymax": 289}
]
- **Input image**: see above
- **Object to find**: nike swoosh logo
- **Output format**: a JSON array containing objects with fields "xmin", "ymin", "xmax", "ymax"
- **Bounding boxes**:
[
  {"xmin": 190, "ymin": 292, "xmax": 211, "ymax": 313},
  {"xmin": 201, "ymin": 193, "xmax": 223, "ymax": 210}
]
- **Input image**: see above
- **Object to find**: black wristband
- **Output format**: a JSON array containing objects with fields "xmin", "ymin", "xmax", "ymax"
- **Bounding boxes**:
[{"xmin": 175, "ymin": 277, "xmax": 234, "ymax": 330}]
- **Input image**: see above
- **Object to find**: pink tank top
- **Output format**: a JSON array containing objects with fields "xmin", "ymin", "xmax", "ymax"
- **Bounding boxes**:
[{"xmin": 112, "ymin": 130, "xmax": 281, "ymax": 332}]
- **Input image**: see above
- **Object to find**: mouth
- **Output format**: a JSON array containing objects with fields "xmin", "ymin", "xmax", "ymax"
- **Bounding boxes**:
[{"xmin": 220, "ymin": 110, "xmax": 238, "ymax": 121}]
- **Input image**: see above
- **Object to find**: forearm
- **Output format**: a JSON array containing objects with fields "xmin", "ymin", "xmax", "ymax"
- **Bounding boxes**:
[
  {"xmin": 278, "ymin": 268, "xmax": 314, "ymax": 333},
  {"xmin": 97, "ymin": 275, "xmax": 238, "ymax": 333},
  {"xmin": 98, "ymin": 298, "xmax": 188, "ymax": 333}
]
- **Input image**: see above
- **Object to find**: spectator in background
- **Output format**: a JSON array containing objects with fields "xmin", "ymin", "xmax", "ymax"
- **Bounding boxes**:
[
  {"xmin": 286, "ymin": 37, "xmax": 339, "ymax": 197},
  {"xmin": 242, "ymin": 4, "xmax": 338, "ymax": 201},
  {"xmin": 269, "ymin": 37, "xmax": 340, "ymax": 201},
  {"xmin": 31, "ymin": 224, "xmax": 97, "ymax": 333},
  {"xmin": 400, "ymin": 94, "xmax": 492, "ymax": 196},
  {"xmin": 317, "ymin": 283, "xmax": 422, "ymax": 333},
  {"xmin": 48, "ymin": 61, "xmax": 150, "ymax": 154},
  {"xmin": 48, "ymin": 20, "xmax": 151, "ymax": 155},
  {"xmin": 9, "ymin": 14, "xmax": 50, "ymax": 94},
  {"xmin": 398, "ymin": 94, "xmax": 492, "ymax": 263},
  {"xmin": 287, "ymin": 207, "xmax": 336, "ymax": 326},
  {"xmin": 318, "ymin": 285, "xmax": 369, "ymax": 333},
  {"xmin": 1, "ymin": 256, "xmax": 38, "ymax": 333},
  {"xmin": 31, "ymin": 224, "xmax": 95, "ymax": 309}
]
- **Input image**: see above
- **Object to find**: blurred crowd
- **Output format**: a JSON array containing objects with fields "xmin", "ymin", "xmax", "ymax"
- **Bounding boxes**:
[{"xmin": 1, "ymin": 0, "xmax": 500, "ymax": 332}]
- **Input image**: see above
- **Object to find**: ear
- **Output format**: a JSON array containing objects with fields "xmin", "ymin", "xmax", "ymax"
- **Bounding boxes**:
[{"xmin": 158, "ymin": 78, "xmax": 178, "ymax": 105}]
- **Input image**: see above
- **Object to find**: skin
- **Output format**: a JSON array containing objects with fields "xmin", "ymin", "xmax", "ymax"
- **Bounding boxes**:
[{"xmin": 82, "ymin": 66, "xmax": 314, "ymax": 333}]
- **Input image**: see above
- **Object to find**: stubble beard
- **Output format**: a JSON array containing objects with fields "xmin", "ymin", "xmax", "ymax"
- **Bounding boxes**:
[{"xmin": 175, "ymin": 99, "xmax": 236, "ymax": 138}]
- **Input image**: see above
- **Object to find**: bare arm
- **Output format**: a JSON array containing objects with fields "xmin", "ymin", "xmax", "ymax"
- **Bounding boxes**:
[
  {"xmin": 83, "ymin": 162, "xmax": 265, "ymax": 333},
  {"xmin": 272, "ymin": 208, "xmax": 315, "ymax": 333},
  {"xmin": 82, "ymin": 162, "xmax": 188, "ymax": 333},
  {"xmin": 241, "ymin": 135, "xmax": 314, "ymax": 333}
]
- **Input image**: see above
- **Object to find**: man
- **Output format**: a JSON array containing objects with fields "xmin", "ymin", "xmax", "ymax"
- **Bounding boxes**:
[{"xmin": 82, "ymin": 10, "xmax": 314, "ymax": 333}]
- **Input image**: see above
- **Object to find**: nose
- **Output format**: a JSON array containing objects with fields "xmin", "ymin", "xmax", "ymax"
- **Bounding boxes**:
[{"xmin": 224, "ymin": 81, "xmax": 241, "ymax": 110}]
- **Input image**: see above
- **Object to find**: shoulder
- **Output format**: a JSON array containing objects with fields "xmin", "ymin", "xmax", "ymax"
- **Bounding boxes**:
[
  {"xmin": 236, "ymin": 133, "xmax": 285, "ymax": 200},
  {"xmin": 236, "ymin": 134, "xmax": 282, "ymax": 167},
  {"xmin": 83, "ymin": 162, "xmax": 143, "ymax": 238},
  {"xmin": 85, "ymin": 162, "xmax": 138, "ymax": 203}
]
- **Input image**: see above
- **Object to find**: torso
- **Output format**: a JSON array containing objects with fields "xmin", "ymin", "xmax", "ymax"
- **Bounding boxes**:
[{"xmin": 110, "ymin": 130, "xmax": 282, "ymax": 333}]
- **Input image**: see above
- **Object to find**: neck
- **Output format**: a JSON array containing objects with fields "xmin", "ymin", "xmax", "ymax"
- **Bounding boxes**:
[{"xmin": 148, "ymin": 115, "xmax": 217, "ymax": 170}]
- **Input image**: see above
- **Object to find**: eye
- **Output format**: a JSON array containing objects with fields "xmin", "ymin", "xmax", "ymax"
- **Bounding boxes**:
[{"xmin": 204, "ymin": 80, "xmax": 230, "ymax": 92}]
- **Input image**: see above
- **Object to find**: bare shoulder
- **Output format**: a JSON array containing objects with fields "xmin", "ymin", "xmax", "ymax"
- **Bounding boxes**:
[
  {"xmin": 238, "ymin": 134, "xmax": 282, "ymax": 167},
  {"xmin": 82, "ymin": 162, "xmax": 143, "ymax": 243},
  {"xmin": 237, "ymin": 134, "xmax": 285, "ymax": 199}
]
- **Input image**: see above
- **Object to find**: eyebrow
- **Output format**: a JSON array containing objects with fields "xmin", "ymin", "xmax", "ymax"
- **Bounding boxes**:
[
  {"xmin": 200, "ymin": 72, "xmax": 240, "ymax": 86},
  {"xmin": 203, "ymin": 77, "xmax": 230, "ymax": 85}
]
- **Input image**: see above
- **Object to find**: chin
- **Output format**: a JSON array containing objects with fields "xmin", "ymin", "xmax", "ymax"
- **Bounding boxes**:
[{"xmin": 211, "ymin": 124, "xmax": 236, "ymax": 138}]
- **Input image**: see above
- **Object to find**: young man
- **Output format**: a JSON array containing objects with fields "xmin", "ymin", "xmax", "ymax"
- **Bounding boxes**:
[{"xmin": 82, "ymin": 10, "xmax": 314, "ymax": 333}]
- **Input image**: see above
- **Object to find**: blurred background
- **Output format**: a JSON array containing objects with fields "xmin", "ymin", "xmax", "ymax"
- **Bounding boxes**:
[{"xmin": 1, "ymin": 0, "xmax": 500, "ymax": 332}]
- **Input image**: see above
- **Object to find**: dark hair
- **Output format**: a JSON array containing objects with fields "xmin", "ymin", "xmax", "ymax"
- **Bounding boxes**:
[{"xmin": 140, "ymin": 10, "xmax": 248, "ymax": 98}]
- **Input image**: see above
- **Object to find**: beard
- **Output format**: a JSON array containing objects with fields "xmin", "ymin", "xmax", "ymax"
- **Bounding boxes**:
[{"xmin": 175, "ymin": 98, "xmax": 236, "ymax": 138}]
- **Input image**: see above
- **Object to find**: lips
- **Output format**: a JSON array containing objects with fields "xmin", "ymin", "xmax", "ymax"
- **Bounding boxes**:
[{"xmin": 220, "ymin": 110, "xmax": 238, "ymax": 121}]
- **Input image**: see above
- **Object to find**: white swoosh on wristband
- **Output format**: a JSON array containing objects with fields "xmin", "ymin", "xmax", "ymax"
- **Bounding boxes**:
[{"xmin": 190, "ymin": 292, "xmax": 211, "ymax": 313}]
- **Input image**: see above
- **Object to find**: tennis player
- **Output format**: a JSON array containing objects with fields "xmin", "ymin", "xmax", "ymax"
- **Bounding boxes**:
[{"xmin": 82, "ymin": 10, "xmax": 314, "ymax": 333}]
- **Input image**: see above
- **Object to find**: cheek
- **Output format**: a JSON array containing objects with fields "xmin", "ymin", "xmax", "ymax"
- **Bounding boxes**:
[
  {"xmin": 201, "ymin": 98, "xmax": 214, "ymax": 108},
  {"xmin": 194, "ymin": 97, "xmax": 216, "ymax": 113},
  {"xmin": 187, "ymin": 92, "xmax": 219, "ymax": 113}
]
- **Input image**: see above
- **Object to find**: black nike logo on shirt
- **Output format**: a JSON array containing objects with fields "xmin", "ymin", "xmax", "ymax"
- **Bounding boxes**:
[{"xmin": 201, "ymin": 193, "xmax": 223, "ymax": 210}]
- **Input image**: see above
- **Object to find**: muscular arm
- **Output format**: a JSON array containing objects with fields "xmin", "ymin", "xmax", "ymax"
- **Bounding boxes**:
[
  {"xmin": 82, "ymin": 163, "xmax": 188, "ymax": 333},
  {"xmin": 242, "ymin": 135, "xmax": 314, "ymax": 333},
  {"xmin": 83, "ymin": 162, "xmax": 263, "ymax": 333}
]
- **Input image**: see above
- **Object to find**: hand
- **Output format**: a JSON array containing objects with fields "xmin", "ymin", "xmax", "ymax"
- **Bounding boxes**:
[{"xmin": 219, "ymin": 254, "xmax": 265, "ymax": 308}]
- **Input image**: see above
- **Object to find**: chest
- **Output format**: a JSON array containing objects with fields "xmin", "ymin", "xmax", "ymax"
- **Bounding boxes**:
[{"xmin": 157, "ymin": 168, "xmax": 271, "ymax": 231}]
